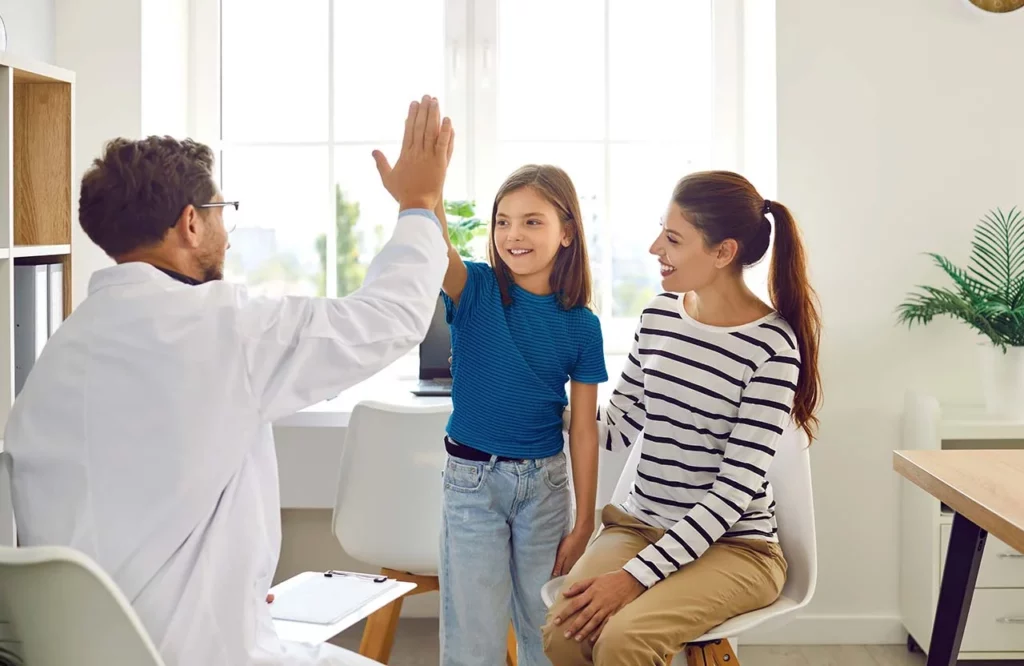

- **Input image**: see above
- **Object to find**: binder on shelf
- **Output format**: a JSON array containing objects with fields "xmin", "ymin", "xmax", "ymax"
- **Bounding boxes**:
[
  {"xmin": 13, "ymin": 265, "xmax": 48, "ymax": 396},
  {"xmin": 47, "ymin": 263, "xmax": 63, "ymax": 336}
]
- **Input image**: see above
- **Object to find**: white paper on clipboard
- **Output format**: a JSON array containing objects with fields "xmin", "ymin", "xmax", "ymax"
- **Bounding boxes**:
[{"xmin": 269, "ymin": 574, "xmax": 400, "ymax": 625}]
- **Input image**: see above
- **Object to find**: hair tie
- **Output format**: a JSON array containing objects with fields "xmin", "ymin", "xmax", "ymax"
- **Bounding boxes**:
[{"xmin": 762, "ymin": 199, "xmax": 772, "ymax": 215}]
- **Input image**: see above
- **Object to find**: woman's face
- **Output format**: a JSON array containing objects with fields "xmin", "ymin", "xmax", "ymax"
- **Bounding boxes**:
[{"xmin": 649, "ymin": 202, "xmax": 722, "ymax": 293}]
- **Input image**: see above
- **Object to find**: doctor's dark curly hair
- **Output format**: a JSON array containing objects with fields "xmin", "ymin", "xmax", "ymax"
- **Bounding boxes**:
[{"xmin": 79, "ymin": 136, "xmax": 218, "ymax": 258}]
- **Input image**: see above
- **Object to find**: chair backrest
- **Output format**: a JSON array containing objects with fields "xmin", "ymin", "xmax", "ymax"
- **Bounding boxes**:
[
  {"xmin": 332, "ymin": 401, "xmax": 452, "ymax": 574},
  {"xmin": 0, "ymin": 546, "xmax": 165, "ymax": 666},
  {"xmin": 610, "ymin": 425, "xmax": 817, "ymax": 605}
]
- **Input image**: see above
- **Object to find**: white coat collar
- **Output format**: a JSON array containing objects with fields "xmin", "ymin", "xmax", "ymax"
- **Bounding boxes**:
[{"xmin": 88, "ymin": 262, "xmax": 191, "ymax": 295}]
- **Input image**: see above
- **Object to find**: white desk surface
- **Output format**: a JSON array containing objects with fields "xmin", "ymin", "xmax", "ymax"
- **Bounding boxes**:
[
  {"xmin": 274, "ymin": 370, "xmax": 622, "ymax": 430},
  {"xmin": 275, "ymin": 377, "xmax": 450, "ymax": 429},
  {"xmin": 270, "ymin": 571, "xmax": 417, "ymax": 645}
]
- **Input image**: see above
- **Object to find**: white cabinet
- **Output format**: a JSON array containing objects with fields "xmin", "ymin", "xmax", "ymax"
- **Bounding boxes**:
[{"xmin": 900, "ymin": 392, "xmax": 1024, "ymax": 660}]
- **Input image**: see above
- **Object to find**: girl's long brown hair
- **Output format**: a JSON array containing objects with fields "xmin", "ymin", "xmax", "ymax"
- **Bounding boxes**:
[
  {"xmin": 673, "ymin": 171, "xmax": 822, "ymax": 441},
  {"xmin": 487, "ymin": 164, "xmax": 593, "ymax": 310}
]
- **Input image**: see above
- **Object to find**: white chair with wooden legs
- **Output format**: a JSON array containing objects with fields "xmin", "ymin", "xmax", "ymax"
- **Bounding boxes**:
[
  {"xmin": 332, "ymin": 401, "xmax": 518, "ymax": 665},
  {"xmin": 541, "ymin": 424, "xmax": 817, "ymax": 665}
]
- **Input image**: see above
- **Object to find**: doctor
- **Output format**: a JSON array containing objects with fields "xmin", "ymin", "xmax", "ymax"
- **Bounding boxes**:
[{"xmin": 4, "ymin": 96, "xmax": 452, "ymax": 665}]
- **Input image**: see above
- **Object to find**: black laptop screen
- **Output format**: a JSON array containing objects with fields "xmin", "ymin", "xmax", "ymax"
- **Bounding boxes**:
[{"xmin": 419, "ymin": 296, "xmax": 452, "ymax": 380}]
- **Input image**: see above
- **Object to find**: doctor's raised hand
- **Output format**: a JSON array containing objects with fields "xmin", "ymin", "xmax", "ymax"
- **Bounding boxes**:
[{"xmin": 372, "ymin": 95, "xmax": 453, "ymax": 213}]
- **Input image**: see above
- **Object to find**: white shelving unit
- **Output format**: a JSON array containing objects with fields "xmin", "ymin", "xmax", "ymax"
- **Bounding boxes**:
[
  {"xmin": 0, "ymin": 53, "xmax": 76, "ymax": 548},
  {"xmin": 900, "ymin": 391, "xmax": 1024, "ymax": 660}
]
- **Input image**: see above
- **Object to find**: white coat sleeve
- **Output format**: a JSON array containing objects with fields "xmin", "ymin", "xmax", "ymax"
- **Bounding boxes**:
[{"xmin": 234, "ymin": 212, "xmax": 448, "ymax": 423}]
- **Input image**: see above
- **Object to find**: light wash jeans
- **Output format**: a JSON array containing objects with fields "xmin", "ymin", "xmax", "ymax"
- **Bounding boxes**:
[{"xmin": 439, "ymin": 451, "xmax": 571, "ymax": 666}]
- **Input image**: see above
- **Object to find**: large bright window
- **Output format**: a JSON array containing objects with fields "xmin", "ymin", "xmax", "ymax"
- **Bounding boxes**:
[{"xmin": 189, "ymin": 0, "xmax": 775, "ymax": 349}]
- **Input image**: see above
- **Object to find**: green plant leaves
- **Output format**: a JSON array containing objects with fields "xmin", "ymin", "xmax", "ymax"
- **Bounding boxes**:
[
  {"xmin": 444, "ymin": 199, "xmax": 487, "ymax": 260},
  {"xmin": 897, "ymin": 207, "xmax": 1024, "ymax": 348}
]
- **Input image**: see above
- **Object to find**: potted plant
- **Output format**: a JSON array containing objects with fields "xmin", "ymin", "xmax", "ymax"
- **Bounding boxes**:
[
  {"xmin": 443, "ymin": 199, "xmax": 487, "ymax": 260},
  {"xmin": 897, "ymin": 206, "xmax": 1024, "ymax": 417}
]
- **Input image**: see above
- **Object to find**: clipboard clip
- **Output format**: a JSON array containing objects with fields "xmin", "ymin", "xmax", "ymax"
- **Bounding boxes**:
[{"xmin": 323, "ymin": 569, "xmax": 388, "ymax": 583}]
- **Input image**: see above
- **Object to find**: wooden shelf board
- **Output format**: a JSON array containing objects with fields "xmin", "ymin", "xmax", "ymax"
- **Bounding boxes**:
[
  {"xmin": 10, "ymin": 245, "xmax": 71, "ymax": 259},
  {"xmin": 0, "ymin": 53, "xmax": 75, "ymax": 84}
]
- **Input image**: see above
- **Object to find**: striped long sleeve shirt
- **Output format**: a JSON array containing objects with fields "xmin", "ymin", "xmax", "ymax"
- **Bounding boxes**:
[{"xmin": 601, "ymin": 293, "xmax": 801, "ymax": 588}]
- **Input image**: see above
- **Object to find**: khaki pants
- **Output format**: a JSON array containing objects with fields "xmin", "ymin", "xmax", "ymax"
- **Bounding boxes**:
[{"xmin": 542, "ymin": 505, "xmax": 787, "ymax": 666}]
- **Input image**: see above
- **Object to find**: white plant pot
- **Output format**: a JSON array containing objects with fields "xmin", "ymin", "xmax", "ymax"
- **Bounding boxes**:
[{"xmin": 979, "ymin": 343, "xmax": 1024, "ymax": 419}]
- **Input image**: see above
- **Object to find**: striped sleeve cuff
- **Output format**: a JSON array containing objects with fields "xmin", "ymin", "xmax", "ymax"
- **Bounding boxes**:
[
  {"xmin": 398, "ymin": 207, "xmax": 442, "ymax": 232},
  {"xmin": 623, "ymin": 554, "xmax": 664, "ymax": 589}
]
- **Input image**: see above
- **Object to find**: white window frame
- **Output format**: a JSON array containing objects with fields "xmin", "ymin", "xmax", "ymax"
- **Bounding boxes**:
[{"xmin": 186, "ymin": 0, "xmax": 775, "ymax": 354}]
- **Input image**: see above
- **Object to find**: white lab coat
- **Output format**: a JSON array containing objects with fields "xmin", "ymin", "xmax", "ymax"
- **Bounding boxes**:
[{"xmin": 4, "ymin": 213, "xmax": 447, "ymax": 665}]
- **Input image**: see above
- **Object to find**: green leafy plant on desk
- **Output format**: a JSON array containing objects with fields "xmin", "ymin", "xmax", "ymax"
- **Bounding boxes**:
[
  {"xmin": 896, "ymin": 206, "xmax": 1024, "ymax": 350},
  {"xmin": 444, "ymin": 200, "xmax": 487, "ymax": 260}
]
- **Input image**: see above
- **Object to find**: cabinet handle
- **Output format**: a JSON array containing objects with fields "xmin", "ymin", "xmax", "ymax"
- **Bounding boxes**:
[
  {"xmin": 997, "ymin": 617, "xmax": 1024, "ymax": 624},
  {"xmin": 997, "ymin": 552, "xmax": 1024, "ymax": 559}
]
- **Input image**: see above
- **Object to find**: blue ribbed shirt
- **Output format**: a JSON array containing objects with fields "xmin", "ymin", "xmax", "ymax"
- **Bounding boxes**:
[{"xmin": 442, "ymin": 262, "xmax": 607, "ymax": 458}]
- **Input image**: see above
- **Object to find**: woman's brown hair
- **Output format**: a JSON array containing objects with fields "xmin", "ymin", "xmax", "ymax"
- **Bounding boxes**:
[
  {"xmin": 673, "ymin": 170, "xmax": 822, "ymax": 440},
  {"xmin": 487, "ymin": 164, "xmax": 593, "ymax": 310}
]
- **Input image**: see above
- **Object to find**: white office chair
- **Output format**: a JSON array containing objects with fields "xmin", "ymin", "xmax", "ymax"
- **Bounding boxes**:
[
  {"xmin": 541, "ymin": 425, "xmax": 817, "ymax": 665},
  {"xmin": 0, "ymin": 545, "xmax": 166, "ymax": 666},
  {"xmin": 331, "ymin": 401, "xmax": 519, "ymax": 664}
]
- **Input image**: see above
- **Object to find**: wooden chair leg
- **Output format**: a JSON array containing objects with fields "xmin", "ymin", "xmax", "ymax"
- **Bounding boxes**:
[
  {"xmin": 684, "ymin": 639, "xmax": 740, "ymax": 666},
  {"xmin": 358, "ymin": 595, "xmax": 405, "ymax": 664},
  {"xmin": 707, "ymin": 639, "xmax": 739, "ymax": 664},
  {"xmin": 506, "ymin": 622, "xmax": 517, "ymax": 666},
  {"xmin": 358, "ymin": 569, "xmax": 438, "ymax": 664}
]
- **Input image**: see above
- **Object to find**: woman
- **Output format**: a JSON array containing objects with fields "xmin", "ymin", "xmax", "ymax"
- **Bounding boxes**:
[{"xmin": 542, "ymin": 171, "xmax": 822, "ymax": 666}]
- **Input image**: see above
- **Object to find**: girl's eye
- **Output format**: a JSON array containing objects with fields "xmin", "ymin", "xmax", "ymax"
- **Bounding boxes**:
[
  {"xmin": 496, "ymin": 219, "xmax": 508, "ymax": 227},
  {"xmin": 527, "ymin": 219, "xmax": 541, "ymax": 226}
]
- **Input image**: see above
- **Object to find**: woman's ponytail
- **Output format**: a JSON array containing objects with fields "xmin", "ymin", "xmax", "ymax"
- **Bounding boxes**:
[{"xmin": 766, "ymin": 200, "xmax": 822, "ymax": 441}]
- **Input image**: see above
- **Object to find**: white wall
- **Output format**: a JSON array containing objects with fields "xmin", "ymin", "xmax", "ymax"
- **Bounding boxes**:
[
  {"xmin": 753, "ymin": 0, "xmax": 1024, "ymax": 644},
  {"xmin": 54, "ymin": 0, "xmax": 190, "ymax": 307},
  {"xmin": 0, "ymin": 0, "xmax": 55, "ymax": 62}
]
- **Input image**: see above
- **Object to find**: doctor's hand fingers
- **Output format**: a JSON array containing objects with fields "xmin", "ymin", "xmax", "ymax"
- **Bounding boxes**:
[
  {"xmin": 424, "ymin": 97, "xmax": 441, "ymax": 150},
  {"xmin": 371, "ymin": 151, "xmax": 398, "ymax": 202},
  {"xmin": 402, "ymin": 100, "xmax": 418, "ymax": 151},
  {"xmin": 439, "ymin": 120, "xmax": 454, "ymax": 165},
  {"xmin": 411, "ymin": 95, "xmax": 431, "ymax": 153}
]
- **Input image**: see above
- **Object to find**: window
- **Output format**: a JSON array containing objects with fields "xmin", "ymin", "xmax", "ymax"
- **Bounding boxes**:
[{"xmin": 189, "ymin": 0, "xmax": 775, "ymax": 351}]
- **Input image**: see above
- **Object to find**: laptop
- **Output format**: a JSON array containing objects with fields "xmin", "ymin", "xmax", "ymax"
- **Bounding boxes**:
[{"xmin": 412, "ymin": 296, "xmax": 453, "ymax": 397}]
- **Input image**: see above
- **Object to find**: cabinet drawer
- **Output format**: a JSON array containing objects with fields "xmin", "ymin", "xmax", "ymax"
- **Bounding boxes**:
[
  {"xmin": 959, "ymin": 589, "xmax": 1024, "ymax": 653},
  {"xmin": 941, "ymin": 524, "xmax": 1024, "ymax": 588}
]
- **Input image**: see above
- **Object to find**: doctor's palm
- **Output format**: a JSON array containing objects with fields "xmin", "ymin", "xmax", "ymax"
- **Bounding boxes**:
[{"xmin": 373, "ymin": 95, "xmax": 452, "ymax": 212}]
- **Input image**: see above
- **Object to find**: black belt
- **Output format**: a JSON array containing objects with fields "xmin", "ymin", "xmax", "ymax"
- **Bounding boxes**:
[{"xmin": 444, "ymin": 436, "xmax": 523, "ymax": 463}]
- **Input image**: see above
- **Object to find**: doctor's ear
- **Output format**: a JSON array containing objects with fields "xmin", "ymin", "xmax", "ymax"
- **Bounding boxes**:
[{"xmin": 173, "ymin": 205, "xmax": 203, "ymax": 248}]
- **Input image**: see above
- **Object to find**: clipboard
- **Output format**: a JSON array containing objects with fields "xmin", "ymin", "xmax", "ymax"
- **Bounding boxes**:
[{"xmin": 269, "ymin": 571, "xmax": 400, "ymax": 625}]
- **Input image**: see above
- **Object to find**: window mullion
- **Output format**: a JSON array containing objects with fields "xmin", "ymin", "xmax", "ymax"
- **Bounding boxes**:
[
  {"xmin": 325, "ymin": 0, "xmax": 338, "ymax": 298},
  {"xmin": 601, "ymin": 0, "xmax": 613, "ymax": 321},
  {"xmin": 471, "ymin": 0, "xmax": 498, "ymax": 209},
  {"xmin": 712, "ymin": 0, "xmax": 743, "ymax": 172}
]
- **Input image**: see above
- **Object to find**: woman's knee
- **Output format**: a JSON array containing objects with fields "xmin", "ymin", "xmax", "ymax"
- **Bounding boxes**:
[
  {"xmin": 592, "ymin": 614, "xmax": 668, "ymax": 666},
  {"xmin": 542, "ymin": 603, "xmax": 594, "ymax": 666}
]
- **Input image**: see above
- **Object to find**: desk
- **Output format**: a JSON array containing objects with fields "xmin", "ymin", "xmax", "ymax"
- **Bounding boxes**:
[
  {"xmin": 893, "ymin": 450, "xmax": 1024, "ymax": 666},
  {"xmin": 275, "ymin": 378, "xmax": 450, "ymax": 429},
  {"xmin": 270, "ymin": 571, "xmax": 417, "ymax": 645}
]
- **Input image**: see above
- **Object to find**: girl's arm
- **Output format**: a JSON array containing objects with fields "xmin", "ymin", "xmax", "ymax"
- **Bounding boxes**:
[
  {"xmin": 434, "ymin": 201, "xmax": 469, "ymax": 305},
  {"xmin": 553, "ymin": 380, "xmax": 600, "ymax": 576}
]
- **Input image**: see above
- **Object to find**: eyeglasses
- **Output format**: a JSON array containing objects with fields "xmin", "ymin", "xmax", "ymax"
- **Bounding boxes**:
[{"xmin": 198, "ymin": 200, "xmax": 239, "ymax": 233}]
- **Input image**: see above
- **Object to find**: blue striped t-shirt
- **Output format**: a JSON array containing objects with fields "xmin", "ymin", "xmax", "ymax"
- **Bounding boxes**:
[{"xmin": 442, "ymin": 262, "xmax": 608, "ymax": 459}]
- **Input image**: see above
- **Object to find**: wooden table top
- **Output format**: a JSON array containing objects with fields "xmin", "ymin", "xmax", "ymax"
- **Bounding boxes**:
[{"xmin": 894, "ymin": 450, "xmax": 1024, "ymax": 554}]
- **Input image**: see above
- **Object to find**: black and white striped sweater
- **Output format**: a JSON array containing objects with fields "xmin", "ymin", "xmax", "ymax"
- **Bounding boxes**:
[{"xmin": 601, "ymin": 293, "xmax": 800, "ymax": 588}]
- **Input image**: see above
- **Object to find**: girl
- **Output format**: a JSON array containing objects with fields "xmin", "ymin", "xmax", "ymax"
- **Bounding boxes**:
[
  {"xmin": 542, "ymin": 171, "xmax": 822, "ymax": 666},
  {"xmin": 435, "ymin": 165, "xmax": 607, "ymax": 666}
]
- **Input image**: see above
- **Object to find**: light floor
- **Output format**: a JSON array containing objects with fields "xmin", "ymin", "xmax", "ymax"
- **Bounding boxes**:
[{"xmin": 332, "ymin": 619, "xmax": 1023, "ymax": 665}]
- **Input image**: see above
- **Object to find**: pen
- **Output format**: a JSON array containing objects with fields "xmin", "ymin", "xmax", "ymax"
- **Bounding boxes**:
[{"xmin": 323, "ymin": 569, "xmax": 388, "ymax": 583}]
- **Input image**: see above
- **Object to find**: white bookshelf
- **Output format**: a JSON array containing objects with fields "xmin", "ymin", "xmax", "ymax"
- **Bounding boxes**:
[
  {"xmin": 0, "ymin": 53, "xmax": 76, "ymax": 549},
  {"xmin": 900, "ymin": 391, "xmax": 1024, "ymax": 660}
]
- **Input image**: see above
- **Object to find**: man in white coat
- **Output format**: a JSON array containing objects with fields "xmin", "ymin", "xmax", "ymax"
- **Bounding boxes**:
[{"xmin": 3, "ymin": 97, "xmax": 452, "ymax": 665}]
